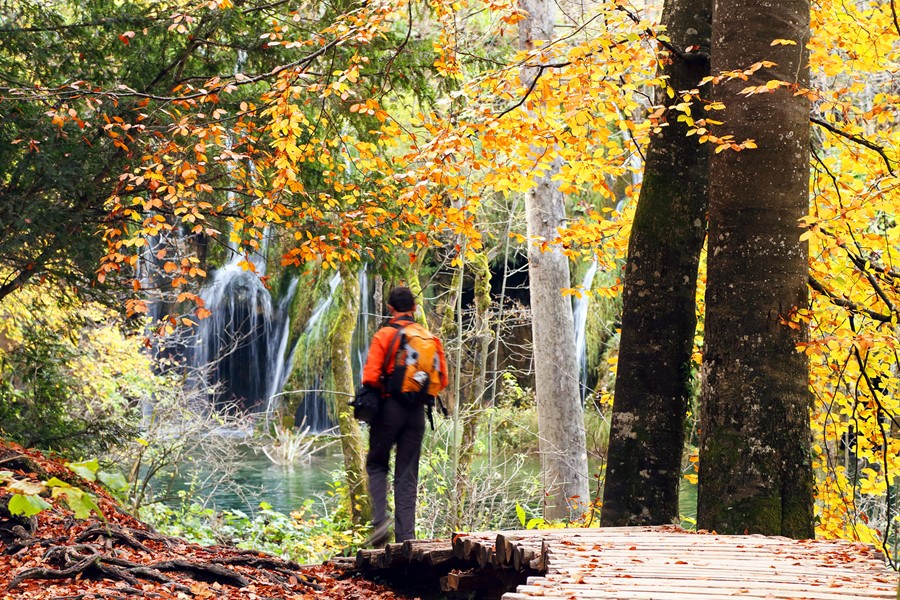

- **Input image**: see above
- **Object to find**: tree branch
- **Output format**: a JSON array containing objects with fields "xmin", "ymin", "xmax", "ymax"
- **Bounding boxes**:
[
  {"xmin": 811, "ymin": 116, "xmax": 895, "ymax": 176},
  {"xmin": 892, "ymin": 0, "xmax": 900, "ymax": 39},
  {"xmin": 808, "ymin": 275, "xmax": 892, "ymax": 323}
]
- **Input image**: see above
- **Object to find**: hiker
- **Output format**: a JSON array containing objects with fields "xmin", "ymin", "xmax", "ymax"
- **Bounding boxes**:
[{"xmin": 361, "ymin": 286, "xmax": 448, "ymax": 547}]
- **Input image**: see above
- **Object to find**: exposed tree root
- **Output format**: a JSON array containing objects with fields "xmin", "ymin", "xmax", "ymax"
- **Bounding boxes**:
[
  {"xmin": 7, "ymin": 542, "xmax": 249, "ymax": 592},
  {"xmin": 74, "ymin": 523, "xmax": 152, "ymax": 553}
]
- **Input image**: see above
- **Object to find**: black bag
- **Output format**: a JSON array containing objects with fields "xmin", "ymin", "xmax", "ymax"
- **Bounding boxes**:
[{"xmin": 350, "ymin": 385, "xmax": 383, "ymax": 423}]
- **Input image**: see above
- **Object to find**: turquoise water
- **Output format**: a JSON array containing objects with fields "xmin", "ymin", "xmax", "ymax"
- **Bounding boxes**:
[
  {"xmin": 171, "ymin": 441, "xmax": 699, "ymax": 523},
  {"xmin": 171, "ymin": 445, "xmax": 345, "ymax": 514}
]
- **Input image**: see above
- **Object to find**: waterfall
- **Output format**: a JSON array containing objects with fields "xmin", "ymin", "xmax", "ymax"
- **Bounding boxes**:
[
  {"xmin": 572, "ymin": 261, "xmax": 598, "ymax": 400},
  {"xmin": 191, "ymin": 256, "xmax": 297, "ymax": 413},
  {"xmin": 265, "ymin": 277, "xmax": 300, "ymax": 415},
  {"xmin": 351, "ymin": 265, "xmax": 371, "ymax": 381},
  {"xmin": 290, "ymin": 272, "xmax": 341, "ymax": 432}
]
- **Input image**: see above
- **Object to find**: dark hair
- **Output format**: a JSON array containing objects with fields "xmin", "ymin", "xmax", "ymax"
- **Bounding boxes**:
[{"xmin": 388, "ymin": 286, "xmax": 416, "ymax": 312}]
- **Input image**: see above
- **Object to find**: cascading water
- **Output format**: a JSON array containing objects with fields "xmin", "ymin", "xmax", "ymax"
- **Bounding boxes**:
[
  {"xmin": 289, "ymin": 272, "xmax": 342, "ymax": 432},
  {"xmin": 572, "ymin": 260, "xmax": 598, "ymax": 400},
  {"xmin": 191, "ymin": 253, "xmax": 297, "ymax": 413},
  {"xmin": 350, "ymin": 266, "xmax": 371, "ymax": 381}
]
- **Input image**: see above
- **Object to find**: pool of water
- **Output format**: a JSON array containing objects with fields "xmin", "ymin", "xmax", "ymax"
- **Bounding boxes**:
[
  {"xmin": 171, "ymin": 444, "xmax": 346, "ymax": 514},
  {"xmin": 170, "ymin": 441, "xmax": 700, "ymax": 524}
]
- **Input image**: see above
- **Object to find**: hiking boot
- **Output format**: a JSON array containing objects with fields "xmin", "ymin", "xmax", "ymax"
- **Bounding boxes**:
[{"xmin": 363, "ymin": 521, "xmax": 390, "ymax": 549}]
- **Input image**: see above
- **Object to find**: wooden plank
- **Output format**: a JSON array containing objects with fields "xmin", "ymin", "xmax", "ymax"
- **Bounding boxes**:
[
  {"xmin": 509, "ymin": 585, "xmax": 894, "ymax": 600},
  {"xmin": 504, "ymin": 590, "xmax": 892, "ymax": 600},
  {"xmin": 354, "ymin": 528, "xmax": 896, "ymax": 600},
  {"xmin": 533, "ymin": 566, "xmax": 890, "ymax": 583},
  {"xmin": 526, "ymin": 575, "xmax": 893, "ymax": 593},
  {"xmin": 545, "ymin": 555, "xmax": 891, "ymax": 574}
]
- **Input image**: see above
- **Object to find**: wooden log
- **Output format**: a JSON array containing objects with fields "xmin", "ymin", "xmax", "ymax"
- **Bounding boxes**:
[
  {"xmin": 443, "ymin": 569, "xmax": 503, "ymax": 594},
  {"xmin": 425, "ymin": 548, "xmax": 458, "ymax": 567},
  {"xmin": 326, "ymin": 556, "xmax": 357, "ymax": 570},
  {"xmin": 495, "ymin": 533, "xmax": 514, "ymax": 565},
  {"xmin": 452, "ymin": 532, "xmax": 496, "ymax": 561},
  {"xmin": 354, "ymin": 549, "xmax": 381, "ymax": 569},
  {"xmin": 375, "ymin": 550, "xmax": 391, "ymax": 569},
  {"xmin": 479, "ymin": 542, "xmax": 500, "ymax": 569},
  {"xmin": 513, "ymin": 545, "xmax": 536, "ymax": 572},
  {"xmin": 382, "ymin": 543, "xmax": 407, "ymax": 566},
  {"xmin": 528, "ymin": 540, "xmax": 549, "ymax": 572},
  {"xmin": 462, "ymin": 536, "xmax": 479, "ymax": 561},
  {"xmin": 403, "ymin": 539, "xmax": 451, "ymax": 562}
]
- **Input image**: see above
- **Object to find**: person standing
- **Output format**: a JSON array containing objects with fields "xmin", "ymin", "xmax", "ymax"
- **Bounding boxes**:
[{"xmin": 361, "ymin": 286, "xmax": 449, "ymax": 546}]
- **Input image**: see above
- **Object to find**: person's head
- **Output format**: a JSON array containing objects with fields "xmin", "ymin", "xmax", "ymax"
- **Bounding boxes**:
[{"xmin": 387, "ymin": 286, "xmax": 416, "ymax": 314}]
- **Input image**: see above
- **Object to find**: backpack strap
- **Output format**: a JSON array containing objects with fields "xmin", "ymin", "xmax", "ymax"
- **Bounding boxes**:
[{"xmin": 381, "ymin": 315, "xmax": 416, "ymax": 381}]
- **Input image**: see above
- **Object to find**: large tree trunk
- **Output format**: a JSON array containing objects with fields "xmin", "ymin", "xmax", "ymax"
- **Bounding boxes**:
[
  {"xmin": 601, "ymin": 0, "xmax": 711, "ymax": 526},
  {"xmin": 330, "ymin": 263, "xmax": 371, "ymax": 525},
  {"xmin": 697, "ymin": 0, "xmax": 814, "ymax": 538},
  {"xmin": 519, "ymin": 0, "xmax": 589, "ymax": 521}
]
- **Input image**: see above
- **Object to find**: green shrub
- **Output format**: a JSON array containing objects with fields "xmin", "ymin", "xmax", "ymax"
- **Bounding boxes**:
[{"xmin": 141, "ymin": 477, "xmax": 367, "ymax": 563}]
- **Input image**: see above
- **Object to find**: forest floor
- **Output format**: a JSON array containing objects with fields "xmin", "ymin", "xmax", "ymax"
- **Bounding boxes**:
[{"xmin": 0, "ymin": 441, "xmax": 417, "ymax": 600}]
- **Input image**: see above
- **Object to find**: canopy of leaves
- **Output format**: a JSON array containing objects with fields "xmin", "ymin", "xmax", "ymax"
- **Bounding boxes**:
[{"xmin": 3, "ymin": 0, "xmax": 899, "ymax": 555}]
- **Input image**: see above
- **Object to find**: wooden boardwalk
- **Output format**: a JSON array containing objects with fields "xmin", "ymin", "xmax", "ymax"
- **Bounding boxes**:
[{"xmin": 338, "ymin": 526, "xmax": 898, "ymax": 599}]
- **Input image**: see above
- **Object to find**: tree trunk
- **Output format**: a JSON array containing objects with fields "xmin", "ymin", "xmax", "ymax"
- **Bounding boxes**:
[
  {"xmin": 330, "ymin": 263, "xmax": 371, "ymax": 525},
  {"xmin": 455, "ymin": 252, "xmax": 492, "ymax": 518},
  {"xmin": 519, "ymin": 0, "xmax": 589, "ymax": 521},
  {"xmin": 697, "ymin": 0, "xmax": 814, "ymax": 538},
  {"xmin": 601, "ymin": 0, "xmax": 711, "ymax": 526}
]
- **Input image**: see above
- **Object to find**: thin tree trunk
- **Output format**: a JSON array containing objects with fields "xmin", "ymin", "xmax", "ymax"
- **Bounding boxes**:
[
  {"xmin": 698, "ymin": 0, "xmax": 814, "ymax": 538},
  {"xmin": 455, "ymin": 252, "xmax": 492, "ymax": 517},
  {"xmin": 602, "ymin": 0, "xmax": 711, "ymax": 526},
  {"xmin": 439, "ymin": 260, "xmax": 463, "ymax": 531},
  {"xmin": 331, "ymin": 263, "xmax": 370, "ymax": 525},
  {"xmin": 519, "ymin": 0, "xmax": 589, "ymax": 521}
]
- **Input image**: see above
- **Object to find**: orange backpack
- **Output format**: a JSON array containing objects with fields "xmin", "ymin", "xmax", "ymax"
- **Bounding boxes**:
[{"xmin": 384, "ymin": 320, "xmax": 443, "ymax": 401}]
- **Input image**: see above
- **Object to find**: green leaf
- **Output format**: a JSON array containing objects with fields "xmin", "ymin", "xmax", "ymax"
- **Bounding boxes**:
[
  {"xmin": 63, "ymin": 490, "xmax": 101, "ymax": 520},
  {"xmin": 52, "ymin": 487, "xmax": 102, "ymax": 520},
  {"xmin": 97, "ymin": 471, "xmax": 128, "ymax": 491},
  {"xmin": 8, "ymin": 493, "xmax": 52, "ymax": 517},
  {"xmin": 46, "ymin": 477, "xmax": 74, "ymax": 489},
  {"xmin": 67, "ymin": 459, "xmax": 100, "ymax": 482},
  {"xmin": 515, "ymin": 502, "xmax": 526, "ymax": 527},
  {"xmin": 526, "ymin": 517, "xmax": 544, "ymax": 530}
]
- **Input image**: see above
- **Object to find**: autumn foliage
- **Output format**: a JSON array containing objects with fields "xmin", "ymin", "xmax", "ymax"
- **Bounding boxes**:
[{"xmin": 2, "ymin": 0, "xmax": 899, "ymax": 554}]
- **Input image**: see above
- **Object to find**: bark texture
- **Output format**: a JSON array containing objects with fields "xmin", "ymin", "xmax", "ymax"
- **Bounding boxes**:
[
  {"xmin": 697, "ymin": 0, "xmax": 814, "ymax": 538},
  {"xmin": 520, "ymin": 0, "xmax": 589, "ymax": 521},
  {"xmin": 331, "ymin": 263, "xmax": 371, "ymax": 524},
  {"xmin": 602, "ymin": 0, "xmax": 711, "ymax": 527},
  {"xmin": 455, "ymin": 253, "xmax": 492, "ymax": 517}
]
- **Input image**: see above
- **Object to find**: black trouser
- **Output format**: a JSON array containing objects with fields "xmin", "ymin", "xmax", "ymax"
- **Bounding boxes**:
[{"xmin": 366, "ymin": 395, "xmax": 426, "ymax": 543}]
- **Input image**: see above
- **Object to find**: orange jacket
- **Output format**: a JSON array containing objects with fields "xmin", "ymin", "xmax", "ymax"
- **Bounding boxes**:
[{"xmin": 362, "ymin": 315, "xmax": 449, "ymax": 392}]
